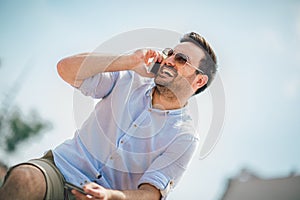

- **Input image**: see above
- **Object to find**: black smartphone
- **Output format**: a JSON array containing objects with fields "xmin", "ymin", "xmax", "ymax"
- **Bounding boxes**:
[
  {"xmin": 64, "ymin": 182, "xmax": 88, "ymax": 195},
  {"xmin": 149, "ymin": 62, "xmax": 161, "ymax": 75}
]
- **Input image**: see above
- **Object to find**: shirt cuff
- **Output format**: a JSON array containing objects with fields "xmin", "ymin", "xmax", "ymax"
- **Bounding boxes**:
[
  {"xmin": 78, "ymin": 73, "xmax": 102, "ymax": 97},
  {"xmin": 138, "ymin": 171, "xmax": 174, "ymax": 199}
]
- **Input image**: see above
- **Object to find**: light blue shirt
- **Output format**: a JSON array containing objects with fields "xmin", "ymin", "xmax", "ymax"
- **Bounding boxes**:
[{"xmin": 53, "ymin": 71, "xmax": 199, "ymax": 198}]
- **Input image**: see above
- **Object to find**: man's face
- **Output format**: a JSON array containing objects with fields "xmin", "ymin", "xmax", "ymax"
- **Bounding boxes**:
[{"xmin": 154, "ymin": 42, "xmax": 205, "ymax": 96}]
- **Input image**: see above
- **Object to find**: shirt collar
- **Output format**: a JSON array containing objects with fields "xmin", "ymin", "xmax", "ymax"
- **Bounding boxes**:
[{"xmin": 145, "ymin": 83, "xmax": 189, "ymax": 115}]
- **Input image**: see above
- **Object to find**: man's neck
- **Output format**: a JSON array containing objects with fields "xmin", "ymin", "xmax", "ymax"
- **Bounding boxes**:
[{"xmin": 151, "ymin": 87, "xmax": 188, "ymax": 110}]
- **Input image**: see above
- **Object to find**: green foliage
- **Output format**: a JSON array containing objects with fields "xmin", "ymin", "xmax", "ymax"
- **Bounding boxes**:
[{"xmin": 0, "ymin": 107, "xmax": 52, "ymax": 153}]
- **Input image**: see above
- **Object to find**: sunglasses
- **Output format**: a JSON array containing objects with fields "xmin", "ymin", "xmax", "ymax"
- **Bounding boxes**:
[{"xmin": 162, "ymin": 48, "xmax": 204, "ymax": 74}]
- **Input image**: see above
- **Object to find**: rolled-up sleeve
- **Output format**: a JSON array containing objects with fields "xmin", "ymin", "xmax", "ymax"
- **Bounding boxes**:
[
  {"xmin": 78, "ymin": 71, "xmax": 119, "ymax": 99},
  {"xmin": 138, "ymin": 134, "xmax": 199, "ymax": 199}
]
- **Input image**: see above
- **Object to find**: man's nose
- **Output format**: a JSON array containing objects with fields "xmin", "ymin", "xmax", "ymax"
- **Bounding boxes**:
[{"xmin": 164, "ymin": 56, "xmax": 176, "ymax": 67}]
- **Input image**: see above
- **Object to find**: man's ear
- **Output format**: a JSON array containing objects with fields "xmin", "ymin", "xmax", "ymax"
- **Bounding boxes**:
[{"xmin": 193, "ymin": 74, "xmax": 208, "ymax": 91}]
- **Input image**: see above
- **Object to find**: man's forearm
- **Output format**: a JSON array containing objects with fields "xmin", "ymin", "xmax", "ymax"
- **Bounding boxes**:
[
  {"xmin": 108, "ymin": 187, "xmax": 161, "ymax": 200},
  {"xmin": 74, "ymin": 182, "xmax": 161, "ymax": 200},
  {"xmin": 57, "ymin": 53, "xmax": 136, "ymax": 87}
]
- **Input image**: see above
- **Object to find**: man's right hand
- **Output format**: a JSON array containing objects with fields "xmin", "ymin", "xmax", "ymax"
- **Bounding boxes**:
[{"xmin": 129, "ymin": 49, "xmax": 163, "ymax": 78}]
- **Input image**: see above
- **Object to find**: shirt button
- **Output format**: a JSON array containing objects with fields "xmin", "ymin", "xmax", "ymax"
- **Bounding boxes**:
[
  {"xmin": 133, "ymin": 124, "xmax": 137, "ymax": 128},
  {"xmin": 110, "ymin": 156, "xmax": 113, "ymax": 160},
  {"xmin": 96, "ymin": 173, "xmax": 102, "ymax": 179},
  {"xmin": 120, "ymin": 140, "xmax": 124, "ymax": 144}
]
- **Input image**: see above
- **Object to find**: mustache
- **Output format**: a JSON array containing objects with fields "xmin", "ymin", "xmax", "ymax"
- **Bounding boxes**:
[{"xmin": 160, "ymin": 64, "xmax": 178, "ymax": 74}]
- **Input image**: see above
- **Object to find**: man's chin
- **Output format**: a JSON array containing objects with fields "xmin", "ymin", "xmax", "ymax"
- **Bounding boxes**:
[
  {"xmin": 154, "ymin": 75, "xmax": 174, "ymax": 86},
  {"xmin": 154, "ymin": 79, "xmax": 168, "ymax": 87}
]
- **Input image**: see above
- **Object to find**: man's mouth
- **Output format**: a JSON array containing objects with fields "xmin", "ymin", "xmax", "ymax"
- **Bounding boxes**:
[{"xmin": 159, "ymin": 65, "xmax": 177, "ymax": 77}]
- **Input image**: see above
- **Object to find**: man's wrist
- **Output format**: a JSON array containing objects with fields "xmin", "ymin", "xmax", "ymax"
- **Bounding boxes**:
[
  {"xmin": 107, "ymin": 189, "xmax": 126, "ymax": 200},
  {"xmin": 125, "ymin": 53, "xmax": 142, "ymax": 70}
]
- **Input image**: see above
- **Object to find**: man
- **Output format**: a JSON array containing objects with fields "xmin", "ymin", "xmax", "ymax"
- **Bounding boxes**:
[{"xmin": 0, "ymin": 32, "xmax": 217, "ymax": 200}]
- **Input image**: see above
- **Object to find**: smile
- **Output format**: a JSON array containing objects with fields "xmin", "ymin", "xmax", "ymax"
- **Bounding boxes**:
[{"xmin": 160, "ymin": 65, "xmax": 177, "ymax": 77}]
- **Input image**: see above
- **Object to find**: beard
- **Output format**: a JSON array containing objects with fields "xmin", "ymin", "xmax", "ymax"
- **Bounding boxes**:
[
  {"xmin": 154, "ymin": 65, "xmax": 178, "ymax": 87},
  {"xmin": 154, "ymin": 65, "xmax": 195, "ymax": 99},
  {"xmin": 154, "ymin": 65, "xmax": 185, "ymax": 98}
]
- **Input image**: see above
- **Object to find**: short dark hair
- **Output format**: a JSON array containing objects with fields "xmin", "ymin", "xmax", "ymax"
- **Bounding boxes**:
[{"xmin": 180, "ymin": 32, "xmax": 218, "ymax": 95}]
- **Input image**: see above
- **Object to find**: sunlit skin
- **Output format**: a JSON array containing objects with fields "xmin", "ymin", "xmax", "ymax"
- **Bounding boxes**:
[{"xmin": 152, "ymin": 42, "xmax": 208, "ymax": 110}]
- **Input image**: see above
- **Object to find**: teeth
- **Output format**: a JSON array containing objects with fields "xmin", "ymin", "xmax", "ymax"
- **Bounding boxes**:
[{"xmin": 162, "ymin": 68, "xmax": 174, "ymax": 77}]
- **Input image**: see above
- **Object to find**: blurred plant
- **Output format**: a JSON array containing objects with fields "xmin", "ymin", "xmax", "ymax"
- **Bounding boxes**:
[
  {"xmin": 0, "ymin": 57, "xmax": 52, "ymax": 154},
  {"xmin": 0, "ymin": 107, "xmax": 52, "ymax": 152},
  {"xmin": 0, "ymin": 57, "xmax": 52, "ymax": 183}
]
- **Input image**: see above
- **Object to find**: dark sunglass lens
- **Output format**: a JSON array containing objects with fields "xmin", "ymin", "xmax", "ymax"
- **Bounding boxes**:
[
  {"xmin": 175, "ymin": 53, "xmax": 188, "ymax": 64},
  {"xmin": 168, "ymin": 49, "xmax": 174, "ymax": 57}
]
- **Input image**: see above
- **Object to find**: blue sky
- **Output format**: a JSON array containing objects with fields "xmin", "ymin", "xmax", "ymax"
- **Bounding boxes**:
[{"xmin": 1, "ymin": 1, "xmax": 300, "ymax": 199}]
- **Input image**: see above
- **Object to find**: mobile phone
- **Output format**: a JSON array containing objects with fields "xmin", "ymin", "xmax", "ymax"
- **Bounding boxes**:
[
  {"xmin": 64, "ymin": 182, "xmax": 88, "ymax": 195},
  {"xmin": 148, "ymin": 62, "xmax": 161, "ymax": 75}
]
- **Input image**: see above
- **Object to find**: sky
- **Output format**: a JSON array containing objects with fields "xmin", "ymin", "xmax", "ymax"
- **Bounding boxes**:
[{"xmin": 0, "ymin": 1, "xmax": 300, "ymax": 199}]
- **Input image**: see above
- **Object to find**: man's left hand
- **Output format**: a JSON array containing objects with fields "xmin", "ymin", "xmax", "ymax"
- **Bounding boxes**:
[{"xmin": 72, "ymin": 182, "xmax": 112, "ymax": 200}]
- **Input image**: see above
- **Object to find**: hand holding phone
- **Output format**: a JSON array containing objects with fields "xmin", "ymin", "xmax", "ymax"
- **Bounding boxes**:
[
  {"xmin": 148, "ymin": 62, "xmax": 161, "ymax": 75},
  {"xmin": 64, "ymin": 182, "xmax": 88, "ymax": 195}
]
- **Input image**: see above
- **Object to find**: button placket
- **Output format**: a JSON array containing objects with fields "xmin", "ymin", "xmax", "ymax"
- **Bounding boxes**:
[
  {"xmin": 130, "ymin": 108, "xmax": 149, "ymax": 130},
  {"xmin": 117, "ymin": 134, "xmax": 128, "ymax": 148}
]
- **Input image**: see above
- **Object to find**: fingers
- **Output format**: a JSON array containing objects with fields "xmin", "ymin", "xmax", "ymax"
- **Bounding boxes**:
[
  {"xmin": 83, "ymin": 182, "xmax": 100, "ymax": 190},
  {"xmin": 72, "ymin": 190, "xmax": 93, "ymax": 199},
  {"xmin": 153, "ymin": 52, "xmax": 164, "ymax": 64},
  {"xmin": 132, "ymin": 48, "xmax": 164, "ymax": 78},
  {"xmin": 72, "ymin": 182, "xmax": 109, "ymax": 200},
  {"xmin": 83, "ymin": 183, "xmax": 106, "ymax": 198},
  {"xmin": 144, "ymin": 50, "xmax": 156, "ymax": 65},
  {"xmin": 144, "ymin": 49, "xmax": 164, "ymax": 66}
]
